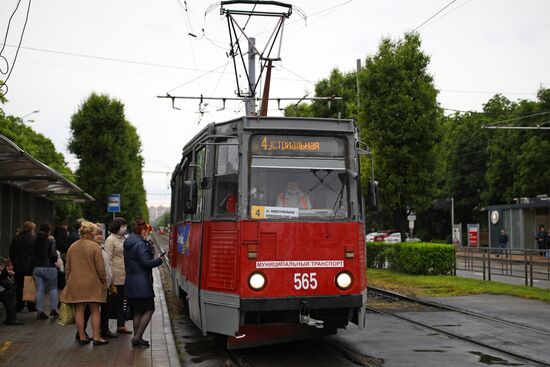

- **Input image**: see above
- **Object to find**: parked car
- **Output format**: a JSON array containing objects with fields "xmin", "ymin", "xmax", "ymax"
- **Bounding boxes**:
[
  {"xmin": 373, "ymin": 230, "xmax": 400, "ymax": 242},
  {"xmin": 366, "ymin": 232, "xmax": 381, "ymax": 242},
  {"xmin": 384, "ymin": 232, "xmax": 402, "ymax": 244},
  {"xmin": 405, "ymin": 234, "xmax": 421, "ymax": 242}
]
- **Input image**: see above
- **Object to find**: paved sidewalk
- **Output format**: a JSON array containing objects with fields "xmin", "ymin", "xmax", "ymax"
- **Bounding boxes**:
[{"xmin": 0, "ymin": 268, "xmax": 180, "ymax": 367}]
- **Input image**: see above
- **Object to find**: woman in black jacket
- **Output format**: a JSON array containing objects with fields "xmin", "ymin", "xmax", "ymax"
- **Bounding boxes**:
[
  {"xmin": 123, "ymin": 219, "xmax": 163, "ymax": 347},
  {"xmin": 32, "ymin": 223, "xmax": 58, "ymax": 320}
]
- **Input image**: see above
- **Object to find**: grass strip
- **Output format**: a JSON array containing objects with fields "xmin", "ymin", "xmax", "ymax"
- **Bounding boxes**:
[{"xmin": 367, "ymin": 268, "xmax": 550, "ymax": 302}]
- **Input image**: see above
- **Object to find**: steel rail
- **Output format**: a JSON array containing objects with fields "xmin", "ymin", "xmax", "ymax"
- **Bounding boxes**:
[
  {"xmin": 367, "ymin": 287, "xmax": 550, "ymax": 367},
  {"xmin": 368, "ymin": 286, "xmax": 550, "ymax": 337}
]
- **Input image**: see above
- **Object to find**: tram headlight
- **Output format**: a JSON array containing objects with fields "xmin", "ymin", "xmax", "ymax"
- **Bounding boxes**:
[
  {"xmin": 248, "ymin": 272, "xmax": 266, "ymax": 291},
  {"xmin": 335, "ymin": 271, "xmax": 353, "ymax": 290}
]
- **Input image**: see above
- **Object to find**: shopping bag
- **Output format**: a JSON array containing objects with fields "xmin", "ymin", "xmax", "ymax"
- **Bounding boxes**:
[
  {"xmin": 22, "ymin": 275, "xmax": 36, "ymax": 302},
  {"xmin": 58, "ymin": 303, "xmax": 75, "ymax": 326}
]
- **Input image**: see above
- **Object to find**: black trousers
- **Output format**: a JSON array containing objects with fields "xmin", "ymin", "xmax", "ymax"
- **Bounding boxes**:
[
  {"xmin": 114, "ymin": 285, "xmax": 126, "ymax": 328},
  {"xmin": 0, "ymin": 288, "xmax": 17, "ymax": 323}
]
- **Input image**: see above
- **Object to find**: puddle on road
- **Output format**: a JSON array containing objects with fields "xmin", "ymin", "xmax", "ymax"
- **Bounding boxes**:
[
  {"xmin": 469, "ymin": 351, "xmax": 523, "ymax": 366},
  {"xmin": 413, "ymin": 349, "xmax": 445, "ymax": 353}
]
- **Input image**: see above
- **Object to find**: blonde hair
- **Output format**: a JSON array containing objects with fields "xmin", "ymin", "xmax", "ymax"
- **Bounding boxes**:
[
  {"xmin": 22, "ymin": 221, "xmax": 36, "ymax": 232},
  {"xmin": 79, "ymin": 220, "xmax": 99, "ymax": 239}
]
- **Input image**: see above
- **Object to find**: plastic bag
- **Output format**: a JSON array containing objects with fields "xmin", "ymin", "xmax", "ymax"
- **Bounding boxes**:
[{"xmin": 58, "ymin": 303, "xmax": 75, "ymax": 326}]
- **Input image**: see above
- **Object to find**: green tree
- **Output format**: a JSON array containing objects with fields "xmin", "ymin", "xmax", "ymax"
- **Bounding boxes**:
[
  {"xmin": 68, "ymin": 93, "xmax": 148, "ymax": 225},
  {"xmin": 483, "ymin": 89, "xmax": 550, "ymax": 203},
  {"xmin": 284, "ymin": 69, "xmax": 357, "ymax": 119},
  {"xmin": 440, "ymin": 113, "xmax": 490, "ymax": 226},
  {"xmin": 157, "ymin": 211, "xmax": 170, "ymax": 228},
  {"xmin": 358, "ymin": 33, "xmax": 442, "ymax": 231}
]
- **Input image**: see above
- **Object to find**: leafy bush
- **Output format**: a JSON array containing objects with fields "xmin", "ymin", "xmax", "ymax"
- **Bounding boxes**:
[
  {"xmin": 367, "ymin": 242, "xmax": 455, "ymax": 275},
  {"xmin": 366, "ymin": 242, "xmax": 393, "ymax": 268}
]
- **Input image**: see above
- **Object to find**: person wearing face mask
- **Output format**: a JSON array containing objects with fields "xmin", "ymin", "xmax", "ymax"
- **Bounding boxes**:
[
  {"xmin": 276, "ymin": 174, "xmax": 312, "ymax": 209},
  {"xmin": 104, "ymin": 217, "xmax": 132, "ymax": 335}
]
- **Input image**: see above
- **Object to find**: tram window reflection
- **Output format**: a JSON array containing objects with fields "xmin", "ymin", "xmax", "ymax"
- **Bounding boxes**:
[{"xmin": 250, "ymin": 168, "xmax": 348, "ymax": 220}]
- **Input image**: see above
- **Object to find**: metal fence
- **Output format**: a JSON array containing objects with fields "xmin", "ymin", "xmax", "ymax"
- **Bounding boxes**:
[{"xmin": 456, "ymin": 247, "xmax": 550, "ymax": 286}]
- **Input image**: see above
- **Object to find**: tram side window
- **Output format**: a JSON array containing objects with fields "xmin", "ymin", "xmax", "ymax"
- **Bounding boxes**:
[
  {"xmin": 192, "ymin": 148, "xmax": 206, "ymax": 221},
  {"xmin": 213, "ymin": 138, "xmax": 238, "ymax": 218}
]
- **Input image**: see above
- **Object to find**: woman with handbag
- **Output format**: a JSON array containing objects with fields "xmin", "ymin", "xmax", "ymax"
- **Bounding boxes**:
[
  {"xmin": 123, "ymin": 219, "xmax": 164, "ymax": 347},
  {"xmin": 60, "ymin": 221, "xmax": 108, "ymax": 346},
  {"xmin": 32, "ymin": 223, "xmax": 58, "ymax": 320}
]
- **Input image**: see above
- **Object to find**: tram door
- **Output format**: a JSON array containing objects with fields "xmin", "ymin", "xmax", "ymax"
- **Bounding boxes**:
[{"xmin": 186, "ymin": 147, "xmax": 207, "ymax": 328}]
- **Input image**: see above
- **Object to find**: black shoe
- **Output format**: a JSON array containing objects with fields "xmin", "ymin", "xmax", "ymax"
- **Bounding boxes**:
[
  {"xmin": 78, "ymin": 338, "xmax": 91, "ymax": 346},
  {"xmin": 4, "ymin": 320, "xmax": 23, "ymax": 325},
  {"xmin": 131, "ymin": 338, "xmax": 150, "ymax": 348},
  {"xmin": 75, "ymin": 333, "xmax": 92, "ymax": 341},
  {"xmin": 93, "ymin": 339, "xmax": 109, "ymax": 346},
  {"xmin": 102, "ymin": 331, "xmax": 118, "ymax": 338},
  {"xmin": 50, "ymin": 310, "xmax": 59, "ymax": 318},
  {"xmin": 36, "ymin": 312, "xmax": 48, "ymax": 320}
]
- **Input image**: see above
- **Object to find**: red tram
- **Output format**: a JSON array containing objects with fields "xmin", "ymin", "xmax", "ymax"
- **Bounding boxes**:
[{"xmin": 169, "ymin": 116, "xmax": 367, "ymax": 349}]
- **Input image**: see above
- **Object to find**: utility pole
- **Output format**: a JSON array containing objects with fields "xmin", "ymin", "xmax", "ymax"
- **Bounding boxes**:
[
  {"xmin": 356, "ymin": 59, "xmax": 361, "ymax": 109},
  {"xmin": 245, "ymin": 37, "xmax": 256, "ymax": 116}
]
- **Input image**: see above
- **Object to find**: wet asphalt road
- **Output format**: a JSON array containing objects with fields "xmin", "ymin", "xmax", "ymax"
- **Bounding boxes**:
[{"xmin": 152, "ymin": 233, "xmax": 548, "ymax": 366}]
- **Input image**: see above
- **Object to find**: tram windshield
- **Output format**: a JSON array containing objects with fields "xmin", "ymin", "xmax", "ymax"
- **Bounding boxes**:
[
  {"xmin": 249, "ymin": 135, "xmax": 349, "ymax": 221},
  {"xmin": 249, "ymin": 166, "xmax": 348, "ymax": 220}
]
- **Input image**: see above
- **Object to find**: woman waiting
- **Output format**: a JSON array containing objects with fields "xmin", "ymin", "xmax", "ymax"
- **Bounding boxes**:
[
  {"xmin": 60, "ymin": 221, "xmax": 108, "ymax": 346},
  {"xmin": 123, "ymin": 219, "xmax": 163, "ymax": 347},
  {"xmin": 105, "ymin": 217, "xmax": 132, "ymax": 334},
  {"xmin": 32, "ymin": 223, "xmax": 58, "ymax": 320}
]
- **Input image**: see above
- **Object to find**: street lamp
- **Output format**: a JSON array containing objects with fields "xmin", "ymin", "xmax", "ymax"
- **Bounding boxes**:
[{"xmin": 21, "ymin": 110, "xmax": 39, "ymax": 119}]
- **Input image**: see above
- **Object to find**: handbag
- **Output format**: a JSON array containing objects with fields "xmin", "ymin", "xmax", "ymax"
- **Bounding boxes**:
[
  {"xmin": 22, "ymin": 275, "xmax": 36, "ymax": 302},
  {"xmin": 58, "ymin": 303, "xmax": 75, "ymax": 325}
]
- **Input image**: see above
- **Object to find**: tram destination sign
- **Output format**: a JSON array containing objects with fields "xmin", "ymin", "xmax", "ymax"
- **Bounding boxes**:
[{"xmin": 250, "ymin": 135, "xmax": 344, "ymax": 157}]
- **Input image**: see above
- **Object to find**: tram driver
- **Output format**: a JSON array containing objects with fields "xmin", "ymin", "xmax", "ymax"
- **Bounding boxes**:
[{"xmin": 276, "ymin": 174, "xmax": 312, "ymax": 209}]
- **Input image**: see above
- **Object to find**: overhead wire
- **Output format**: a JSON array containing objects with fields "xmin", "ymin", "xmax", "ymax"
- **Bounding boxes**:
[
  {"xmin": 0, "ymin": 0, "xmax": 32, "ymax": 97},
  {"xmin": 413, "ymin": 0, "xmax": 457, "ymax": 32}
]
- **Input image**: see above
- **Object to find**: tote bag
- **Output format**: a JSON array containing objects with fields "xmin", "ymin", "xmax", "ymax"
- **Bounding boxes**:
[{"xmin": 22, "ymin": 275, "xmax": 36, "ymax": 302}]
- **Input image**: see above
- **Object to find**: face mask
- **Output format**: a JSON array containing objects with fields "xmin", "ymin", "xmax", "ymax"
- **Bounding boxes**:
[{"xmin": 119, "ymin": 226, "xmax": 127, "ymax": 234}]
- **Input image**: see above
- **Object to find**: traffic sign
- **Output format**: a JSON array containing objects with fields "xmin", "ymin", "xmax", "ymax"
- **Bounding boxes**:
[
  {"xmin": 108, "ymin": 194, "xmax": 121, "ymax": 213},
  {"xmin": 408, "ymin": 220, "xmax": 415, "ymax": 230}
]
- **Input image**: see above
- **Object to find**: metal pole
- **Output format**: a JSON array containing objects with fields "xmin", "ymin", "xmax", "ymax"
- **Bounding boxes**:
[
  {"xmin": 482, "ymin": 249, "xmax": 486, "ymax": 280},
  {"xmin": 356, "ymin": 59, "xmax": 361, "ymax": 109},
  {"xmin": 451, "ymin": 197, "xmax": 454, "ymax": 227},
  {"xmin": 259, "ymin": 60, "xmax": 273, "ymax": 116},
  {"xmin": 523, "ymin": 249, "xmax": 529, "ymax": 285},
  {"xmin": 488, "ymin": 248, "xmax": 491, "ymax": 281},
  {"xmin": 529, "ymin": 251, "xmax": 533, "ymax": 287},
  {"xmin": 245, "ymin": 37, "xmax": 256, "ymax": 116}
]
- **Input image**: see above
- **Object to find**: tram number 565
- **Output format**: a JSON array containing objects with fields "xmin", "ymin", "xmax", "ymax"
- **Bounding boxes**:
[{"xmin": 293, "ymin": 272, "xmax": 318, "ymax": 290}]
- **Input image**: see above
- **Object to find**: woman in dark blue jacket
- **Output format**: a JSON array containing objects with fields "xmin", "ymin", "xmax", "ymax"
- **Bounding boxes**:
[{"xmin": 123, "ymin": 219, "xmax": 163, "ymax": 347}]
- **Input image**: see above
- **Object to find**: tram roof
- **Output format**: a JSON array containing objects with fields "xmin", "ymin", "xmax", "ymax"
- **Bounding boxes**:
[{"xmin": 0, "ymin": 134, "xmax": 94, "ymax": 202}]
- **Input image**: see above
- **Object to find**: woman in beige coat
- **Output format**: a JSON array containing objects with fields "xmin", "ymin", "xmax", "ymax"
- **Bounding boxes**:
[
  {"xmin": 105, "ymin": 217, "xmax": 132, "ymax": 334},
  {"xmin": 60, "ymin": 221, "xmax": 108, "ymax": 346}
]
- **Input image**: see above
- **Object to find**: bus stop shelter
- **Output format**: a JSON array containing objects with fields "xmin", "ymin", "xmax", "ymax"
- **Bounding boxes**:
[
  {"xmin": 487, "ymin": 196, "xmax": 550, "ymax": 249},
  {"xmin": 0, "ymin": 134, "xmax": 94, "ymax": 257}
]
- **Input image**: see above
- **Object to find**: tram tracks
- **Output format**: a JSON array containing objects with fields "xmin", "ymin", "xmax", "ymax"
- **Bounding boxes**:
[{"xmin": 367, "ymin": 286, "xmax": 550, "ymax": 367}]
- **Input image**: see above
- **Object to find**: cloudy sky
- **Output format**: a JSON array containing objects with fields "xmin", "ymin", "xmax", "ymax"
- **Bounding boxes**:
[{"xmin": 2, "ymin": 0, "xmax": 549, "ymax": 207}]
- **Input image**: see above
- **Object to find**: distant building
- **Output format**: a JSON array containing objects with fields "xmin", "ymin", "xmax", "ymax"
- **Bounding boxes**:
[
  {"xmin": 148, "ymin": 205, "xmax": 170, "ymax": 226},
  {"xmin": 487, "ymin": 196, "xmax": 550, "ymax": 249}
]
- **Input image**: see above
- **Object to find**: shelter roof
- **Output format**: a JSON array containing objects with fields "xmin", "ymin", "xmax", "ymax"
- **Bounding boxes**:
[{"xmin": 0, "ymin": 134, "xmax": 94, "ymax": 202}]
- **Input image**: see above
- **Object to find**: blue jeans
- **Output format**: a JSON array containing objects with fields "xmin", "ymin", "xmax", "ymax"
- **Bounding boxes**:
[{"xmin": 33, "ymin": 267, "xmax": 58, "ymax": 313}]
